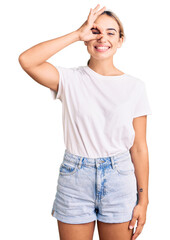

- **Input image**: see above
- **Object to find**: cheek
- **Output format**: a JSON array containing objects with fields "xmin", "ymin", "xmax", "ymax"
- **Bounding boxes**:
[
  {"xmin": 87, "ymin": 45, "xmax": 95, "ymax": 52},
  {"xmin": 110, "ymin": 43, "xmax": 119, "ymax": 51},
  {"xmin": 111, "ymin": 39, "xmax": 118, "ymax": 44},
  {"xmin": 110, "ymin": 36, "xmax": 119, "ymax": 44}
]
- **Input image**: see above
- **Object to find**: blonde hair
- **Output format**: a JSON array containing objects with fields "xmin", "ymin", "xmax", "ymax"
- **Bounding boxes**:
[{"xmin": 87, "ymin": 10, "xmax": 125, "ymax": 66}]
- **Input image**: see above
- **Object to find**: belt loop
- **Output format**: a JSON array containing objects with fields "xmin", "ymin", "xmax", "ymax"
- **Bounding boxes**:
[
  {"xmin": 78, "ymin": 157, "xmax": 83, "ymax": 169},
  {"xmin": 110, "ymin": 156, "xmax": 115, "ymax": 169}
]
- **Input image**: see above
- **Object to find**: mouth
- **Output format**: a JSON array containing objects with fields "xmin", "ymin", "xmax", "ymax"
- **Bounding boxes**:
[{"xmin": 94, "ymin": 46, "xmax": 111, "ymax": 52}]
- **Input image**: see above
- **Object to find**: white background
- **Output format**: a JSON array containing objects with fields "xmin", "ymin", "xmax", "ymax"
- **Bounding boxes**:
[{"xmin": 1, "ymin": 0, "xmax": 169, "ymax": 239}]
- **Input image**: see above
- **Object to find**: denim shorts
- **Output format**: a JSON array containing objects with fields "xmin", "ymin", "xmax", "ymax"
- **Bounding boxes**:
[{"xmin": 51, "ymin": 149, "xmax": 139, "ymax": 224}]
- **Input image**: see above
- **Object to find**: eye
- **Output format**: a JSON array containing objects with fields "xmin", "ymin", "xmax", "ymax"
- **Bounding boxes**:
[
  {"xmin": 92, "ymin": 30, "xmax": 100, "ymax": 34},
  {"xmin": 108, "ymin": 33, "xmax": 115, "ymax": 35}
]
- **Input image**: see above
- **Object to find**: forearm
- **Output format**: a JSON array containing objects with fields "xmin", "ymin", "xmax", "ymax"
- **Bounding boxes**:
[
  {"xmin": 130, "ymin": 148, "xmax": 149, "ymax": 206},
  {"xmin": 19, "ymin": 30, "xmax": 80, "ymax": 68}
]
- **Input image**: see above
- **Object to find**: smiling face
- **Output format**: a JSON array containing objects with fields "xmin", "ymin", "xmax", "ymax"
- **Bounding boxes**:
[{"xmin": 84, "ymin": 14, "xmax": 124, "ymax": 61}]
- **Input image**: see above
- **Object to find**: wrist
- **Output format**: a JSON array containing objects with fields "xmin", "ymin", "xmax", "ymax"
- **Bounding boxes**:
[
  {"xmin": 138, "ymin": 199, "xmax": 149, "ymax": 207},
  {"xmin": 74, "ymin": 30, "xmax": 81, "ymax": 41}
]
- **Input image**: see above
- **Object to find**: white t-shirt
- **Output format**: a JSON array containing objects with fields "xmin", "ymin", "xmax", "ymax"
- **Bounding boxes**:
[{"xmin": 50, "ymin": 65, "xmax": 152, "ymax": 158}]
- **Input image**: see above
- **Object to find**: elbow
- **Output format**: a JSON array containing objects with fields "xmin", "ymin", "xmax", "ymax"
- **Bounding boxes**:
[
  {"xmin": 18, "ymin": 54, "xmax": 23, "ymax": 65},
  {"xmin": 18, "ymin": 54, "xmax": 29, "ymax": 69},
  {"xmin": 130, "ymin": 142, "xmax": 148, "ymax": 154},
  {"xmin": 18, "ymin": 53, "xmax": 25, "ymax": 65}
]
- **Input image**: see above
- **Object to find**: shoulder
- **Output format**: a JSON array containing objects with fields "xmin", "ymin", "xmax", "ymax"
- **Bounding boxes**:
[
  {"xmin": 125, "ymin": 73, "xmax": 146, "ymax": 91},
  {"xmin": 125, "ymin": 73, "xmax": 145, "ymax": 85},
  {"xmin": 55, "ymin": 65, "xmax": 84, "ymax": 75},
  {"xmin": 122, "ymin": 74, "xmax": 148, "ymax": 101}
]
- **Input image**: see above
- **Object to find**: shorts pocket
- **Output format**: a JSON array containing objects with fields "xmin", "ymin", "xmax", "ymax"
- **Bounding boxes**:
[
  {"xmin": 59, "ymin": 160, "xmax": 78, "ymax": 176},
  {"xmin": 115, "ymin": 157, "xmax": 134, "ymax": 175}
]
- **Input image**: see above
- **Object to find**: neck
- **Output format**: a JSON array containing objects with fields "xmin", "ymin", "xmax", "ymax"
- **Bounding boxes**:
[{"xmin": 88, "ymin": 59, "xmax": 122, "ymax": 76}]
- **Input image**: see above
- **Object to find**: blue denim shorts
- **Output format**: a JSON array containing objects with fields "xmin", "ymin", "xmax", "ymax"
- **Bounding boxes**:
[{"xmin": 51, "ymin": 149, "xmax": 139, "ymax": 224}]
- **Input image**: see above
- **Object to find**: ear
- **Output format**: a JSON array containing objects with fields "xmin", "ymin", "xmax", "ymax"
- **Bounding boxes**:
[{"xmin": 117, "ymin": 37, "xmax": 124, "ymax": 48}]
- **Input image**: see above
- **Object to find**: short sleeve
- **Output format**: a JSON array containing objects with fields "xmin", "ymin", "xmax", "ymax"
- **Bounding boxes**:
[
  {"xmin": 132, "ymin": 81, "xmax": 152, "ymax": 118},
  {"xmin": 49, "ymin": 65, "xmax": 64, "ymax": 101}
]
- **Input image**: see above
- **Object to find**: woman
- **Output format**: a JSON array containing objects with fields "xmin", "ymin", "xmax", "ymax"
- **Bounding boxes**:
[{"xmin": 19, "ymin": 4, "xmax": 152, "ymax": 240}]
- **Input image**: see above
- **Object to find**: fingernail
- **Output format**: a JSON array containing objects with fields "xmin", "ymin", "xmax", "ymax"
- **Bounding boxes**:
[{"xmin": 129, "ymin": 225, "xmax": 133, "ymax": 229}]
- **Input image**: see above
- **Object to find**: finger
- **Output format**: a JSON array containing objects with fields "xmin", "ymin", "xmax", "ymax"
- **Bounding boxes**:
[
  {"xmin": 92, "ymin": 4, "xmax": 100, "ymax": 12},
  {"xmin": 89, "ymin": 6, "xmax": 106, "ymax": 23},
  {"xmin": 95, "ymin": 6, "xmax": 106, "ymax": 16},
  {"xmin": 88, "ymin": 7, "xmax": 96, "ymax": 21},
  {"xmin": 93, "ymin": 23, "xmax": 104, "ymax": 34},
  {"xmin": 87, "ymin": 8, "xmax": 95, "ymax": 23},
  {"xmin": 129, "ymin": 215, "xmax": 138, "ymax": 230},
  {"xmin": 91, "ymin": 5, "xmax": 106, "ymax": 19},
  {"xmin": 88, "ymin": 8, "xmax": 92, "ymax": 19},
  {"xmin": 131, "ymin": 222, "xmax": 144, "ymax": 240}
]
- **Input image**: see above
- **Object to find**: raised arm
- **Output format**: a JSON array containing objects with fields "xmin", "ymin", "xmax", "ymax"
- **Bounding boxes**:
[
  {"xmin": 18, "ymin": 4, "xmax": 106, "ymax": 92},
  {"xmin": 18, "ymin": 31, "xmax": 80, "ymax": 92}
]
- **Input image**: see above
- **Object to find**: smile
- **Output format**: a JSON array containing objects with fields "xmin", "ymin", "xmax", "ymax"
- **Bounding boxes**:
[{"xmin": 94, "ymin": 46, "xmax": 111, "ymax": 52}]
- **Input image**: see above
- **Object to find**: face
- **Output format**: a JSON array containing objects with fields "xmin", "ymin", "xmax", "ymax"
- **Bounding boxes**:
[{"xmin": 84, "ymin": 14, "xmax": 124, "ymax": 61}]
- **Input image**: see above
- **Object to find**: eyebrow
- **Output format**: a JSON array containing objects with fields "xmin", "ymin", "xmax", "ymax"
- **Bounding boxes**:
[{"xmin": 106, "ymin": 28, "xmax": 117, "ymax": 32}]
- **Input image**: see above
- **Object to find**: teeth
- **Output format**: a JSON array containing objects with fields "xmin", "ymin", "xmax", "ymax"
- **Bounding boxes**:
[{"xmin": 96, "ymin": 47, "xmax": 109, "ymax": 49}]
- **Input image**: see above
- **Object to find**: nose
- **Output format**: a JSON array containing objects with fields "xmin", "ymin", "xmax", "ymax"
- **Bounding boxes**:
[
  {"xmin": 97, "ymin": 34, "xmax": 107, "ymax": 42},
  {"xmin": 97, "ymin": 32, "xmax": 107, "ymax": 41}
]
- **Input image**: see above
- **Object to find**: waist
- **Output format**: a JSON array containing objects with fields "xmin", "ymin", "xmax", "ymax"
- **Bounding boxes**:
[{"xmin": 63, "ymin": 149, "xmax": 131, "ymax": 165}]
